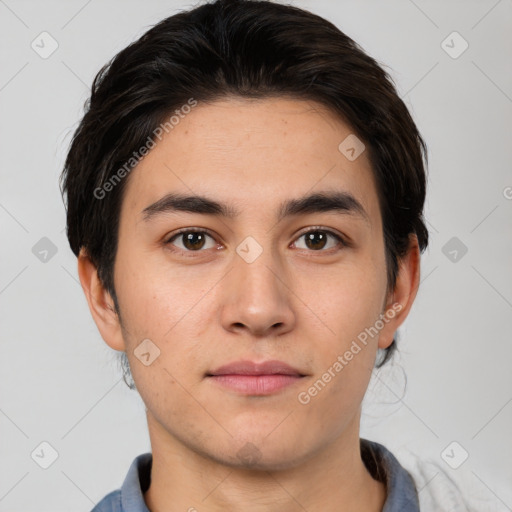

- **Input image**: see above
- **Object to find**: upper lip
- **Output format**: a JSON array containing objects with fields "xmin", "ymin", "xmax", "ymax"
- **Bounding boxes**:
[{"xmin": 207, "ymin": 360, "xmax": 305, "ymax": 377}]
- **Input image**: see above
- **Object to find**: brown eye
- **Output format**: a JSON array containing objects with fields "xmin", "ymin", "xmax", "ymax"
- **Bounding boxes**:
[
  {"xmin": 166, "ymin": 230, "xmax": 216, "ymax": 252},
  {"xmin": 293, "ymin": 229, "xmax": 345, "ymax": 252}
]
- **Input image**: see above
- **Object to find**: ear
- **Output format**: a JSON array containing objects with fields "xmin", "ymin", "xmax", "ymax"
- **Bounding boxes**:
[
  {"xmin": 378, "ymin": 235, "xmax": 421, "ymax": 349},
  {"xmin": 77, "ymin": 248, "xmax": 126, "ymax": 352}
]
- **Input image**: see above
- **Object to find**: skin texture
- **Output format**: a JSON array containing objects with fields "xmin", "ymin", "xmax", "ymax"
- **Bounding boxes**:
[{"xmin": 78, "ymin": 97, "xmax": 420, "ymax": 511}]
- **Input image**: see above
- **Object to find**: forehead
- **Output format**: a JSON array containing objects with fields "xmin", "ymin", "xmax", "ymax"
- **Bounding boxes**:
[{"xmin": 120, "ymin": 97, "xmax": 381, "ymax": 225}]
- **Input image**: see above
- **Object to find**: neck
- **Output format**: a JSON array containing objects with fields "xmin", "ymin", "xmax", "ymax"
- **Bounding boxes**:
[{"xmin": 143, "ymin": 412, "xmax": 386, "ymax": 512}]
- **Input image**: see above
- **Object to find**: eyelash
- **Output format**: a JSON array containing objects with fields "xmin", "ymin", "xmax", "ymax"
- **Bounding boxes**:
[{"xmin": 164, "ymin": 227, "xmax": 348, "ymax": 256}]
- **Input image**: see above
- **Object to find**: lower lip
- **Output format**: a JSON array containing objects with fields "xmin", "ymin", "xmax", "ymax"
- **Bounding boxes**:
[{"xmin": 207, "ymin": 374, "xmax": 303, "ymax": 395}]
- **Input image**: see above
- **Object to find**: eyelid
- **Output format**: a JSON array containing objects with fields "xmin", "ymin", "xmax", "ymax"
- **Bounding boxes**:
[
  {"xmin": 164, "ymin": 227, "xmax": 220, "ymax": 250},
  {"xmin": 294, "ymin": 225, "xmax": 347, "ymax": 243},
  {"xmin": 164, "ymin": 226, "xmax": 349, "ymax": 253},
  {"xmin": 165, "ymin": 226, "xmax": 217, "ymax": 241},
  {"xmin": 291, "ymin": 226, "xmax": 349, "ymax": 252}
]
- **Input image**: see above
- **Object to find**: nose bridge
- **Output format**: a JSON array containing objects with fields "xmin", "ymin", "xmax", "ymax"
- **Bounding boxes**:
[
  {"xmin": 220, "ymin": 235, "xmax": 295, "ymax": 336},
  {"xmin": 236, "ymin": 238, "xmax": 282, "ymax": 297}
]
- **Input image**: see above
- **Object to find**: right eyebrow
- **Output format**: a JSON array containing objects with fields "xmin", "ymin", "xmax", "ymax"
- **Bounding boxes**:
[{"xmin": 141, "ymin": 193, "xmax": 239, "ymax": 221}]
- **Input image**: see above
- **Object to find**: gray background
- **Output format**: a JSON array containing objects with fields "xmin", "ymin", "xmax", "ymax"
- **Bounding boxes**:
[{"xmin": 1, "ymin": 0, "xmax": 511, "ymax": 510}]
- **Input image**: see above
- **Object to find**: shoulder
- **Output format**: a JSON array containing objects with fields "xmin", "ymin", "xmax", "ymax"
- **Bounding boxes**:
[
  {"xmin": 89, "ymin": 452, "xmax": 152, "ymax": 512},
  {"xmin": 90, "ymin": 489, "xmax": 122, "ymax": 512},
  {"xmin": 360, "ymin": 438, "xmax": 420, "ymax": 512}
]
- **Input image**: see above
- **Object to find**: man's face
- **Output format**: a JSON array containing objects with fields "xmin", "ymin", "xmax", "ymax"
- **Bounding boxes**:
[{"xmin": 109, "ymin": 97, "xmax": 398, "ymax": 469}]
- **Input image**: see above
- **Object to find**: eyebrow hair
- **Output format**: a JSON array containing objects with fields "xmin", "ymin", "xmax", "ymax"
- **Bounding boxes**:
[{"xmin": 141, "ymin": 190, "xmax": 369, "ymax": 223}]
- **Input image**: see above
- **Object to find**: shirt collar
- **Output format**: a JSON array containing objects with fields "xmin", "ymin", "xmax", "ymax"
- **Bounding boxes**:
[
  {"xmin": 117, "ymin": 439, "xmax": 419, "ymax": 511},
  {"xmin": 120, "ymin": 452, "xmax": 151, "ymax": 512},
  {"xmin": 361, "ymin": 438, "xmax": 420, "ymax": 511}
]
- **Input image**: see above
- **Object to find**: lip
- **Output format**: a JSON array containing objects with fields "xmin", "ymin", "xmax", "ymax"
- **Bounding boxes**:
[
  {"xmin": 207, "ymin": 360, "xmax": 305, "ymax": 377},
  {"xmin": 206, "ymin": 360, "xmax": 307, "ymax": 396}
]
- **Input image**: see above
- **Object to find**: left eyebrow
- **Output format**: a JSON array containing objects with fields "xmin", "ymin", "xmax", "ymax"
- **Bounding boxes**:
[
  {"xmin": 277, "ymin": 190, "xmax": 369, "ymax": 223},
  {"xmin": 141, "ymin": 190, "xmax": 369, "ymax": 223}
]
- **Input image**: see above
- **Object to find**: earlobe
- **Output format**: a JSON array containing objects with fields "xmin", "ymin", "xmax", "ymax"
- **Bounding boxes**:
[
  {"xmin": 77, "ymin": 248, "xmax": 126, "ymax": 352},
  {"xmin": 378, "ymin": 235, "xmax": 421, "ymax": 349}
]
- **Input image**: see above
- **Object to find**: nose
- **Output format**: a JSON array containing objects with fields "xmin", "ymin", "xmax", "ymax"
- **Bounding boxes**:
[{"xmin": 219, "ymin": 245, "xmax": 296, "ymax": 338}]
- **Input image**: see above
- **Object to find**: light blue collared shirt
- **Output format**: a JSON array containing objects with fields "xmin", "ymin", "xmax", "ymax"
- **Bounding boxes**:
[{"xmin": 91, "ymin": 438, "xmax": 420, "ymax": 511}]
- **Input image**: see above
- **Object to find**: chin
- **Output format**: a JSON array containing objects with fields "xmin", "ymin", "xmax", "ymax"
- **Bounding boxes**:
[
  {"xmin": 233, "ymin": 446, "xmax": 311, "ymax": 472},
  {"xmin": 209, "ymin": 434, "xmax": 312, "ymax": 472}
]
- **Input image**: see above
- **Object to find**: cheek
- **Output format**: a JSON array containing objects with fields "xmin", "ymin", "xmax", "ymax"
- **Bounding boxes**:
[
  {"xmin": 114, "ymin": 247, "xmax": 207, "ymax": 337},
  {"xmin": 114, "ymin": 252, "xmax": 216, "ymax": 381},
  {"xmin": 292, "ymin": 253, "xmax": 387, "ymax": 405},
  {"xmin": 295, "ymin": 272, "xmax": 384, "ymax": 431},
  {"xmin": 295, "ymin": 257, "xmax": 387, "ymax": 342}
]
